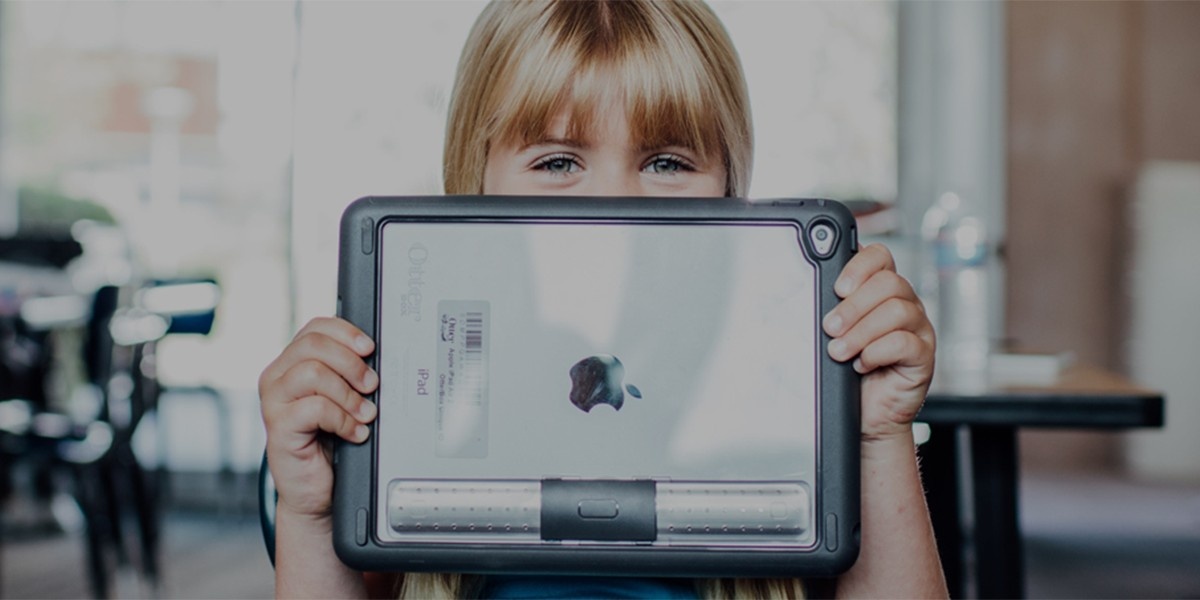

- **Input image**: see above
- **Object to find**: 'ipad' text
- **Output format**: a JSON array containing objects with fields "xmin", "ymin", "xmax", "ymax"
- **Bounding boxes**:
[{"xmin": 416, "ymin": 368, "xmax": 430, "ymax": 396}]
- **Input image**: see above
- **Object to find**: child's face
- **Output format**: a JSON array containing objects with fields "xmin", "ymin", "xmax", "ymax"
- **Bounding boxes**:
[{"xmin": 483, "ymin": 97, "xmax": 726, "ymax": 198}]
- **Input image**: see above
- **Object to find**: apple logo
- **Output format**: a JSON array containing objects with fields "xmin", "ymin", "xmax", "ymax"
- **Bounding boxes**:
[{"xmin": 568, "ymin": 354, "xmax": 642, "ymax": 412}]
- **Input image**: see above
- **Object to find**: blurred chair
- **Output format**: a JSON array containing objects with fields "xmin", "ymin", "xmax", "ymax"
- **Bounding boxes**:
[
  {"xmin": 92, "ymin": 277, "xmax": 224, "ymax": 590},
  {"xmin": 0, "ymin": 222, "xmax": 175, "ymax": 598},
  {"xmin": 0, "ymin": 280, "xmax": 202, "ymax": 598},
  {"xmin": 0, "ymin": 286, "xmax": 121, "ymax": 599},
  {"xmin": 132, "ymin": 278, "xmax": 233, "ymax": 511},
  {"xmin": 103, "ymin": 298, "xmax": 170, "ymax": 590}
]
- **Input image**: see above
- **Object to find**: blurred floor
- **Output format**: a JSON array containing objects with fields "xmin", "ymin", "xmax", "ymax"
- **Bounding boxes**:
[
  {"xmin": 3, "ymin": 471, "xmax": 1199, "ymax": 598},
  {"xmin": 1, "ymin": 503, "xmax": 273, "ymax": 599},
  {"xmin": 1022, "ymin": 472, "xmax": 1200, "ymax": 599}
]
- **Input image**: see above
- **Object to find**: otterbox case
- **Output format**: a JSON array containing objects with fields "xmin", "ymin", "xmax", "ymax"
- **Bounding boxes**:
[{"xmin": 332, "ymin": 195, "xmax": 860, "ymax": 577}]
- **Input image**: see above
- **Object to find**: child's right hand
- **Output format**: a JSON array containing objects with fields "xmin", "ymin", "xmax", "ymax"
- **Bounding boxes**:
[{"xmin": 259, "ymin": 317, "xmax": 379, "ymax": 525}]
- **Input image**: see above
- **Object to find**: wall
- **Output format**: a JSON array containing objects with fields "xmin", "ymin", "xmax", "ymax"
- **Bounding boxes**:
[{"xmin": 1006, "ymin": 1, "xmax": 1200, "ymax": 472}]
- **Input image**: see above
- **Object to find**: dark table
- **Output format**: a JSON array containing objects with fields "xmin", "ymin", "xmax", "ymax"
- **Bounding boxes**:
[{"xmin": 916, "ymin": 364, "xmax": 1165, "ymax": 599}]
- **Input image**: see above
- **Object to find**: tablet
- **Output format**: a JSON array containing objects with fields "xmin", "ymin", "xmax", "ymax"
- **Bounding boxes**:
[{"xmin": 332, "ymin": 195, "xmax": 860, "ymax": 577}]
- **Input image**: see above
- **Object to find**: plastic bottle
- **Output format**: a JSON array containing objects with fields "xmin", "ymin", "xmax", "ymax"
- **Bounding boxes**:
[{"xmin": 921, "ymin": 192, "xmax": 991, "ymax": 385}]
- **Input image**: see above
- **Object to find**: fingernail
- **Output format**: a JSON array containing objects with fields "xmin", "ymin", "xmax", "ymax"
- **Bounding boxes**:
[
  {"xmin": 824, "ymin": 313, "xmax": 843, "ymax": 335},
  {"xmin": 355, "ymin": 335, "xmax": 374, "ymax": 355},
  {"xmin": 355, "ymin": 425, "xmax": 370, "ymax": 442},
  {"xmin": 363, "ymin": 369, "xmax": 379, "ymax": 390},
  {"xmin": 358, "ymin": 401, "xmax": 376, "ymax": 421},
  {"xmin": 828, "ymin": 339, "xmax": 847, "ymax": 360},
  {"xmin": 852, "ymin": 358, "xmax": 866, "ymax": 373},
  {"xmin": 835, "ymin": 278, "xmax": 854, "ymax": 297}
]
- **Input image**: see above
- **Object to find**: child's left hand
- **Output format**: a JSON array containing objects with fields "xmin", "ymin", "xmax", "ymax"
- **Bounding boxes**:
[{"xmin": 821, "ymin": 243, "xmax": 936, "ymax": 442}]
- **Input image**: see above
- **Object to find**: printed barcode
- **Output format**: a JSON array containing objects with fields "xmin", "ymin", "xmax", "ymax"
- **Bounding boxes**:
[
  {"xmin": 462, "ymin": 312, "xmax": 484, "ymax": 402},
  {"xmin": 465, "ymin": 312, "xmax": 483, "ymax": 352}
]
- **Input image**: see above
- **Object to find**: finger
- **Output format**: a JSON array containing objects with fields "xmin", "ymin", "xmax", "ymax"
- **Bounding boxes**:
[
  {"xmin": 276, "ymin": 359, "xmax": 377, "ymax": 424},
  {"xmin": 261, "ymin": 317, "xmax": 373, "ymax": 384},
  {"xmin": 261, "ymin": 329, "xmax": 378, "ymax": 396},
  {"xmin": 853, "ymin": 330, "xmax": 935, "ymax": 379},
  {"xmin": 295, "ymin": 317, "xmax": 375, "ymax": 355},
  {"xmin": 834, "ymin": 243, "xmax": 896, "ymax": 298},
  {"xmin": 823, "ymin": 269, "xmax": 919, "ymax": 338},
  {"xmin": 827, "ymin": 297, "xmax": 929, "ymax": 363},
  {"xmin": 271, "ymin": 395, "xmax": 370, "ymax": 453}
]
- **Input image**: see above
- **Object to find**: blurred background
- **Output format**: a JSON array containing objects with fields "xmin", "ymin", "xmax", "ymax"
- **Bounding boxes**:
[{"xmin": 0, "ymin": 1, "xmax": 1197, "ymax": 598}]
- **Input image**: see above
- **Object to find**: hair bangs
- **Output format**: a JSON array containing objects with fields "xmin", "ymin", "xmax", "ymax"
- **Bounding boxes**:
[
  {"xmin": 487, "ymin": 1, "xmax": 724, "ymax": 163},
  {"xmin": 488, "ymin": 36, "xmax": 583, "ymax": 149},
  {"xmin": 619, "ymin": 47, "xmax": 723, "ymax": 162}
]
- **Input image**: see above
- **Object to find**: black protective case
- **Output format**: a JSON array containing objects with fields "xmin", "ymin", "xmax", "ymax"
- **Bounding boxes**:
[{"xmin": 332, "ymin": 195, "xmax": 861, "ymax": 577}]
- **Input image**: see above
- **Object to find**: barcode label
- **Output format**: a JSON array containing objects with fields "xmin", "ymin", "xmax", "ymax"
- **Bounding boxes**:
[
  {"xmin": 461, "ymin": 312, "xmax": 484, "ymax": 402},
  {"xmin": 435, "ymin": 301, "xmax": 490, "ymax": 458}
]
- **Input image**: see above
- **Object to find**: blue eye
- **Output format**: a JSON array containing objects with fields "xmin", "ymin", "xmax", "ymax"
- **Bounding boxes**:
[
  {"xmin": 643, "ymin": 154, "xmax": 693, "ymax": 175},
  {"xmin": 533, "ymin": 154, "xmax": 580, "ymax": 176}
]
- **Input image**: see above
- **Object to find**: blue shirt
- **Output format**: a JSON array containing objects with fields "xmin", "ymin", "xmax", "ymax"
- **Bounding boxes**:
[{"xmin": 481, "ymin": 576, "xmax": 698, "ymax": 599}]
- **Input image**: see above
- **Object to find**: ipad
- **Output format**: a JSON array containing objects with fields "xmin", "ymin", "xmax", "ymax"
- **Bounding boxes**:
[{"xmin": 332, "ymin": 195, "xmax": 860, "ymax": 577}]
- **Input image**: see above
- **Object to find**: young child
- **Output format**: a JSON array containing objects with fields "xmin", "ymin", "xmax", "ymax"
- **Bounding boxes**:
[{"xmin": 259, "ymin": 1, "xmax": 945, "ymax": 597}]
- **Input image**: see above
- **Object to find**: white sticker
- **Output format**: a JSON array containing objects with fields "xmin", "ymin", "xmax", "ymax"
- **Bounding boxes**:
[{"xmin": 435, "ymin": 301, "xmax": 490, "ymax": 458}]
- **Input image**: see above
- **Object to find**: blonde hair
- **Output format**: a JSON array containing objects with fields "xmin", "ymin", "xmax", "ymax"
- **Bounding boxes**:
[
  {"xmin": 416, "ymin": 1, "xmax": 795, "ymax": 597},
  {"xmin": 443, "ymin": 0, "xmax": 753, "ymax": 197}
]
